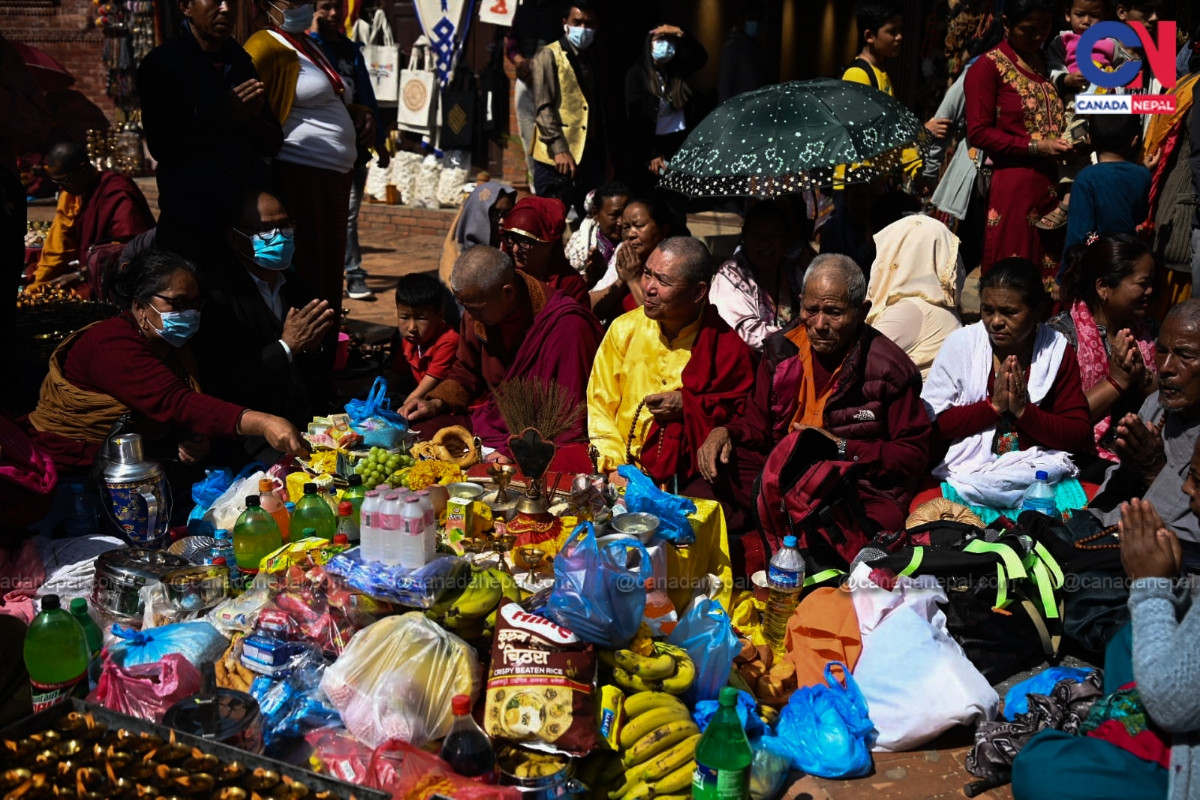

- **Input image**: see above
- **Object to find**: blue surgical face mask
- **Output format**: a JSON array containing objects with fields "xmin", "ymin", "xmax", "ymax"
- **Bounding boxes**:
[
  {"xmin": 651, "ymin": 38, "xmax": 676, "ymax": 63},
  {"xmin": 744, "ymin": 20, "xmax": 759, "ymax": 37},
  {"xmin": 564, "ymin": 24, "xmax": 595, "ymax": 51},
  {"xmin": 271, "ymin": 1, "xmax": 314, "ymax": 33},
  {"xmin": 240, "ymin": 227, "xmax": 296, "ymax": 271},
  {"xmin": 152, "ymin": 308, "xmax": 201, "ymax": 347}
]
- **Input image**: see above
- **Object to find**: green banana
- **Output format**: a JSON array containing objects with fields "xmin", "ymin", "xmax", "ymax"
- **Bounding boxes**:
[
  {"xmin": 492, "ymin": 567, "xmax": 524, "ymax": 604},
  {"xmin": 612, "ymin": 667, "xmax": 660, "ymax": 694},
  {"xmin": 622, "ymin": 691, "xmax": 689, "ymax": 720},
  {"xmin": 659, "ymin": 649, "xmax": 695, "ymax": 695},
  {"xmin": 650, "ymin": 760, "xmax": 694, "ymax": 795},
  {"xmin": 629, "ymin": 733, "xmax": 700, "ymax": 783},
  {"xmin": 623, "ymin": 719, "xmax": 700, "ymax": 768},
  {"xmin": 425, "ymin": 584, "xmax": 465, "ymax": 621},
  {"xmin": 613, "ymin": 649, "xmax": 676, "ymax": 680},
  {"xmin": 450, "ymin": 568, "xmax": 504, "ymax": 619},
  {"xmin": 618, "ymin": 704, "xmax": 693, "ymax": 750}
]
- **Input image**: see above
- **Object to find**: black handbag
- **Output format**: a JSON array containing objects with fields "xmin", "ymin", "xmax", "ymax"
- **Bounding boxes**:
[
  {"xmin": 480, "ymin": 38, "xmax": 509, "ymax": 135},
  {"xmin": 439, "ymin": 65, "xmax": 478, "ymax": 151}
]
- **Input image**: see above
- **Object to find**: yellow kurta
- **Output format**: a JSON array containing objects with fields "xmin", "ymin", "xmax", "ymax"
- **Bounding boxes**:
[
  {"xmin": 33, "ymin": 190, "xmax": 83, "ymax": 285},
  {"xmin": 587, "ymin": 307, "xmax": 701, "ymax": 473}
]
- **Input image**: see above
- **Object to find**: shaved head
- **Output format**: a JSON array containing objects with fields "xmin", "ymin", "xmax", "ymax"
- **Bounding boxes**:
[
  {"xmin": 450, "ymin": 246, "xmax": 516, "ymax": 297},
  {"xmin": 45, "ymin": 141, "xmax": 89, "ymax": 171},
  {"xmin": 237, "ymin": 189, "xmax": 289, "ymax": 228},
  {"xmin": 1165, "ymin": 299, "xmax": 1200, "ymax": 331}
]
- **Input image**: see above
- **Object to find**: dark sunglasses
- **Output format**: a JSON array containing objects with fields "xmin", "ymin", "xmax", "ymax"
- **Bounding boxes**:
[{"xmin": 153, "ymin": 293, "xmax": 205, "ymax": 312}]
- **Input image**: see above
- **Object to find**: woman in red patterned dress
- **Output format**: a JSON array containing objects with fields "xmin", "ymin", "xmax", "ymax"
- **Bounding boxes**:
[{"xmin": 965, "ymin": 0, "xmax": 1074, "ymax": 280}]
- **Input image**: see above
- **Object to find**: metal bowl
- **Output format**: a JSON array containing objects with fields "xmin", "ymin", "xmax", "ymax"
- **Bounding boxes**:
[
  {"xmin": 167, "ymin": 536, "xmax": 218, "ymax": 565},
  {"xmin": 609, "ymin": 512, "xmax": 659, "ymax": 544},
  {"xmin": 161, "ymin": 565, "xmax": 229, "ymax": 611},
  {"xmin": 92, "ymin": 548, "xmax": 191, "ymax": 618}
]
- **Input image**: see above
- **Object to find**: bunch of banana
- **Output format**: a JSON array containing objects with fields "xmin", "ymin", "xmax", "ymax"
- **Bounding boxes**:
[
  {"xmin": 606, "ymin": 642, "xmax": 695, "ymax": 695},
  {"xmin": 607, "ymin": 692, "xmax": 700, "ymax": 800},
  {"xmin": 425, "ymin": 565, "xmax": 523, "ymax": 638}
]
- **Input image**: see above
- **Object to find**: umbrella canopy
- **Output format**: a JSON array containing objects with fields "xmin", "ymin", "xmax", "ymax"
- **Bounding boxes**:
[
  {"xmin": 661, "ymin": 78, "xmax": 930, "ymax": 198},
  {"xmin": 11, "ymin": 41, "xmax": 75, "ymax": 92}
]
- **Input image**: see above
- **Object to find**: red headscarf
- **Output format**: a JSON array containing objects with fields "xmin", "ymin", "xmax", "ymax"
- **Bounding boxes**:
[{"xmin": 501, "ymin": 197, "xmax": 567, "ymax": 243}]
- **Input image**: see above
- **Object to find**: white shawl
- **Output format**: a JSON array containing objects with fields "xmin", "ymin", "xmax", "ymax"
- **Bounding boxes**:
[{"xmin": 921, "ymin": 321, "xmax": 1077, "ymax": 508}]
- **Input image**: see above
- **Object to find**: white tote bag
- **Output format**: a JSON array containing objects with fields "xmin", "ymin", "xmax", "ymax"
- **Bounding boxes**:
[
  {"xmin": 478, "ymin": 0, "xmax": 518, "ymax": 26},
  {"xmin": 397, "ymin": 37, "xmax": 438, "ymax": 134},
  {"xmin": 363, "ymin": 9, "xmax": 400, "ymax": 105}
]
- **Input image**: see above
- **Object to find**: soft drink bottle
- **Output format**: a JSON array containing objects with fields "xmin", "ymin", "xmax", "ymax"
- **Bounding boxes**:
[
  {"xmin": 1021, "ymin": 470, "xmax": 1057, "ymax": 516},
  {"xmin": 343, "ymin": 474, "xmax": 367, "ymax": 528},
  {"xmin": 24, "ymin": 595, "xmax": 89, "ymax": 712},
  {"xmin": 359, "ymin": 490, "xmax": 382, "ymax": 561},
  {"xmin": 258, "ymin": 478, "xmax": 291, "ymax": 543},
  {"xmin": 337, "ymin": 501, "xmax": 359, "ymax": 543},
  {"xmin": 69, "ymin": 597, "xmax": 103, "ymax": 689},
  {"xmin": 398, "ymin": 496, "xmax": 427, "ymax": 568},
  {"xmin": 692, "ymin": 686, "xmax": 752, "ymax": 800},
  {"xmin": 440, "ymin": 694, "xmax": 496, "ymax": 782},
  {"xmin": 292, "ymin": 483, "xmax": 337, "ymax": 540},
  {"xmin": 233, "ymin": 495, "xmax": 283, "ymax": 575},
  {"xmin": 763, "ymin": 534, "xmax": 805, "ymax": 655}
]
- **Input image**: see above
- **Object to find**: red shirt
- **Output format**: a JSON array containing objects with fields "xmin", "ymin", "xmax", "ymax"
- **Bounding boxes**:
[{"xmin": 390, "ymin": 323, "xmax": 460, "ymax": 384}]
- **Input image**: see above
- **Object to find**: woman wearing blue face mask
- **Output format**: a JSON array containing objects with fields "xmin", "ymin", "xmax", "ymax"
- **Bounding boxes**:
[
  {"xmin": 245, "ymin": 0, "xmax": 362, "ymax": 379},
  {"xmin": 623, "ymin": 24, "xmax": 707, "ymax": 192},
  {"xmin": 26, "ymin": 250, "xmax": 311, "ymax": 474}
]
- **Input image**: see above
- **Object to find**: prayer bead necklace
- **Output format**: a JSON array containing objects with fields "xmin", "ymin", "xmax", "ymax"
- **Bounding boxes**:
[{"xmin": 625, "ymin": 397, "xmax": 665, "ymax": 475}]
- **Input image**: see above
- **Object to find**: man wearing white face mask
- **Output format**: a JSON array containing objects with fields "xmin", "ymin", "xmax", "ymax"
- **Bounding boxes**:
[
  {"xmin": 193, "ymin": 190, "xmax": 334, "ymax": 449},
  {"xmin": 718, "ymin": 0, "xmax": 767, "ymax": 104},
  {"xmin": 623, "ymin": 23, "xmax": 707, "ymax": 192},
  {"xmin": 529, "ymin": 0, "xmax": 604, "ymax": 218}
]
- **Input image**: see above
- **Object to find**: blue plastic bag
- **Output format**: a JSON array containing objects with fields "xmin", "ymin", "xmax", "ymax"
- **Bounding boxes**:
[
  {"xmin": 187, "ymin": 468, "xmax": 235, "ymax": 535},
  {"xmin": 546, "ymin": 522, "xmax": 652, "ymax": 649},
  {"xmin": 758, "ymin": 662, "xmax": 876, "ymax": 779},
  {"xmin": 1003, "ymin": 666, "xmax": 1092, "ymax": 720},
  {"xmin": 618, "ymin": 465, "xmax": 696, "ymax": 545},
  {"xmin": 667, "ymin": 596, "xmax": 740, "ymax": 703},
  {"xmin": 108, "ymin": 621, "xmax": 229, "ymax": 669},
  {"xmin": 692, "ymin": 689, "xmax": 765, "ymax": 739},
  {"xmin": 345, "ymin": 377, "xmax": 408, "ymax": 447}
]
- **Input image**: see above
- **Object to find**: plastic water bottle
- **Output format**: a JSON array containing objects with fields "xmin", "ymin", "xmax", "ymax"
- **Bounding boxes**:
[
  {"xmin": 763, "ymin": 535, "xmax": 805, "ymax": 655},
  {"xmin": 1021, "ymin": 470, "xmax": 1057, "ymax": 516},
  {"xmin": 359, "ymin": 490, "xmax": 381, "ymax": 561},
  {"xmin": 398, "ymin": 496, "xmax": 428, "ymax": 569},
  {"xmin": 23, "ymin": 595, "xmax": 89, "ymax": 713},
  {"xmin": 232, "ymin": 495, "xmax": 283, "ymax": 575},
  {"xmin": 415, "ymin": 490, "xmax": 436, "ymax": 561},
  {"xmin": 376, "ymin": 492, "xmax": 403, "ymax": 565},
  {"xmin": 336, "ymin": 501, "xmax": 359, "ymax": 544}
]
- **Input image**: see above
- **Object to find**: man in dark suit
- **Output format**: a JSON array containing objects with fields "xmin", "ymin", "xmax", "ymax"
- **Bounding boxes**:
[{"xmin": 194, "ymin": 189, "xmax": 334, "ymax": 462}]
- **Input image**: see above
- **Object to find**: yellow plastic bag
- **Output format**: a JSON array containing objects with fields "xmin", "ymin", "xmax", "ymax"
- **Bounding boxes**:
[{"xmin": 731, "ymin": 591, "xmax": 768, "ymax": 647}]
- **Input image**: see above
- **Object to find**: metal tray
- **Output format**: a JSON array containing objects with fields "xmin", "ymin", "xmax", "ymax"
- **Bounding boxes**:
[{"xmin": 0, "ymin": 699, "xmax": 389, "ymax": 800}]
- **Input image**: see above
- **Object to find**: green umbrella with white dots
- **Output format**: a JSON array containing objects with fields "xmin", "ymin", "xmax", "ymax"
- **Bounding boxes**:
[{"xmin": 661, "ymin": 78, "xmax": 931, "ymax": 198}]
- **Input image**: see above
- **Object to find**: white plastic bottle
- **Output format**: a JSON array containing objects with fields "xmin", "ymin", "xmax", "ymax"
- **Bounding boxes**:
[
  {"xmin": 376, "ymin": 492, "xmax": 402, "ymax": 565},
  {"xmin": 415, "ymin": 490, "xmax": 437, "ymax": 562},
  {"xmin": 1021, "ymin": 470, "xmax": 1057, "ymax": 516},
  {"xmin": 763, "ymin": 535, "xmax": 805, "ymax": 655},
  {"xmin": 398, "ymin": 496, "xmax": 428, "ymax": 569},
  {"xmin": 359, "ymin": 490, "xmax": 381, "ymax": 560}
]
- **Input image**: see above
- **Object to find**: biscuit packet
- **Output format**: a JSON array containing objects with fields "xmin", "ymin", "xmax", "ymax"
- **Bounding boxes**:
[{"xmin": 484, "ymin": 599, "xmax": 598, "ymax": 756}]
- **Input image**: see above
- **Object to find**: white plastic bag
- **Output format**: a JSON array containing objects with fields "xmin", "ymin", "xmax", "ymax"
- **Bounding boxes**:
[
  {"xmin": 320, "ymin": 612, "xmax": 481, "ymax": 748},
  {"xmin": 203, "ymin": 471, "xmax": 267, "ymax": 532},
  {"xmin": 848, "ymin": 563, "xmax": 998, "ymax": 751},
  {"xmin": 411, "ymin": 154, "xmax": 442, "ymax": 209}
]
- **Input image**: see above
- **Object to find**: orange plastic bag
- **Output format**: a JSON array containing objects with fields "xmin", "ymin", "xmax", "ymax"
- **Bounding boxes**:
[{"xmin": 783, "ymin": 586, "xmax": 862, "ymax": 689}]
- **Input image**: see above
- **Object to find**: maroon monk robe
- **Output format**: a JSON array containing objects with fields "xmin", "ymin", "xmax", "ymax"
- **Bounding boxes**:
[
  {"xmin": 78, "ymin": 171, "xmax": 156, "ymax": 257},
  {"xmin": 638, "ymin": 305, "xmax": 757, "ymax": 486},
  {"xmin": 523, "ymin": 248, "xmax": 590, "ymax": 306},
  {"xmin": 428, "ymin": 274, "xmax": 602, "ymax": 457}
]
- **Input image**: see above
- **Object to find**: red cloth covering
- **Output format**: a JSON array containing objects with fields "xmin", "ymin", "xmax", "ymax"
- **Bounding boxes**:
[
  {"xmin": 428, "ymin": 275, "xmax": 602, "ymax": 457},
  {"xmin": 389, "ymin": 323, "xmax": 460, "ymax": 384},
  {"xmin": 502, "ymin": 196, "xmax": 566, "ymax": 242},
  {"xmin": 78, "ymin": 171, "xmax": 155, "ymax": 258},
  {"xmin": 638, "ymin": 305, "xmax": 756, "ymax": 485},
  {"xmin": 29, "ymin": 314, "xmax": 246, "ymax": 470},
  {"xmin": 534, "ymin": 252, "xmax": 590, "ymax": 306},
  {"xmin": 965, "ymin": 40, "xmax": 1064, "ymax": 274},
  {"xmin": 931, "ymin": 344, "xmax": 1095, "ymax": 457}
]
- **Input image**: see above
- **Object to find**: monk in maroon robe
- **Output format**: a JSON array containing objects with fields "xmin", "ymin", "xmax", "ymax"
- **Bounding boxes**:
[
  {"xmin": 33, "ymin": 141, "xmax": 154, "ymax": 288},
  {"xmin": 500, "ymin": 196, "xmax": 590, "ymax": 305},
  {"xmin": 401, "ymin": 246, "xmax": 601, "ymax": 462}
]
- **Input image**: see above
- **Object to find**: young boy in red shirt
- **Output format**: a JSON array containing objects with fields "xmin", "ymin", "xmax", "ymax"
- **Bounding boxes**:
[{"xmin": 389, "ymin": 273, "xmax": 459, "ymax": 408}]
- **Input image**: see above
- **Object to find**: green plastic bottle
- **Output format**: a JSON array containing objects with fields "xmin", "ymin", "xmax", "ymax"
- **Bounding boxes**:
[
  {"xmin": 23, "ymin": 595, "xmax": 89, "ymax": 712},
  {"xmin": 692, "ymin": 686, "xmax": 753, "ymax": 800},
  {"xmin": 342, "ymin": 474, "xmax": 367, "ymax": 530},
  {"xmin": 233, "ymin": 495, "xmax": 283, "ymax": 574},
  {"xmin": 292, "ymin": 483, "xmax": 337, "ymax": 540},
  {"xmin": 69, "ymin": 598, "xmax": 102, "ymax": 659}
]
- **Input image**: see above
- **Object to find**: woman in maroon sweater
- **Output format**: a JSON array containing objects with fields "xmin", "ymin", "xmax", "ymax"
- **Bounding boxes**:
[
  {"xmin": 27, "ymin": 250, "xmax": 309, "ymax": 471},
  {"xmin": 921, "ymin": 258, "xmax": 1094, "ymax": 507}
]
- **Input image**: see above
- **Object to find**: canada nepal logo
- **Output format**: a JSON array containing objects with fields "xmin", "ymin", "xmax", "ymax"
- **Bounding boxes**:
[{"xmin": 1075, "ymin": 20, "xmax": 1178, "ymax": 115}]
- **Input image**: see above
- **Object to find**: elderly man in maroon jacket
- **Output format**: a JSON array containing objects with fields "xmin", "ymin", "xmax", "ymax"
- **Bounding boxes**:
[
  {"xmin": 699, "ymin": 253, "xmax": 932, "ymax": 569},
  {"xmin": 32, "ymin": 140, "xmax": 154, "ymax": 289}
]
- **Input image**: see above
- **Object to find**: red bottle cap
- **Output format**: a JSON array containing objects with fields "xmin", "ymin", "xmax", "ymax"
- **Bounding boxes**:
[
  {"xmin": 333, "ymin": 534, "xmax": 349, "ymax": 545},
  {"xmin": 338, "ymin": 501, "xmax": 353, "ymax": 516},
  {"xmin": 213, "ymin": 557, "xmax": 227, "ymax": 565},
  {"xmin": 451, "ymin": 694, "xmax": 471, "ymax": 716}
]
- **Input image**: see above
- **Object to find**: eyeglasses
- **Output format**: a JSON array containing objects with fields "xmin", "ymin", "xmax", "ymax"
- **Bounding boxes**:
[
  {"xmin": 502, "ymin": 232, "xmax": 540, "ymax": 252},
  {"xmin": 235, "ymin": 225, "xmax": 295, "ymax": 242},
  {"xmin": 153, "ymin": 293, "xmax": 205, "ymax": 312}
]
